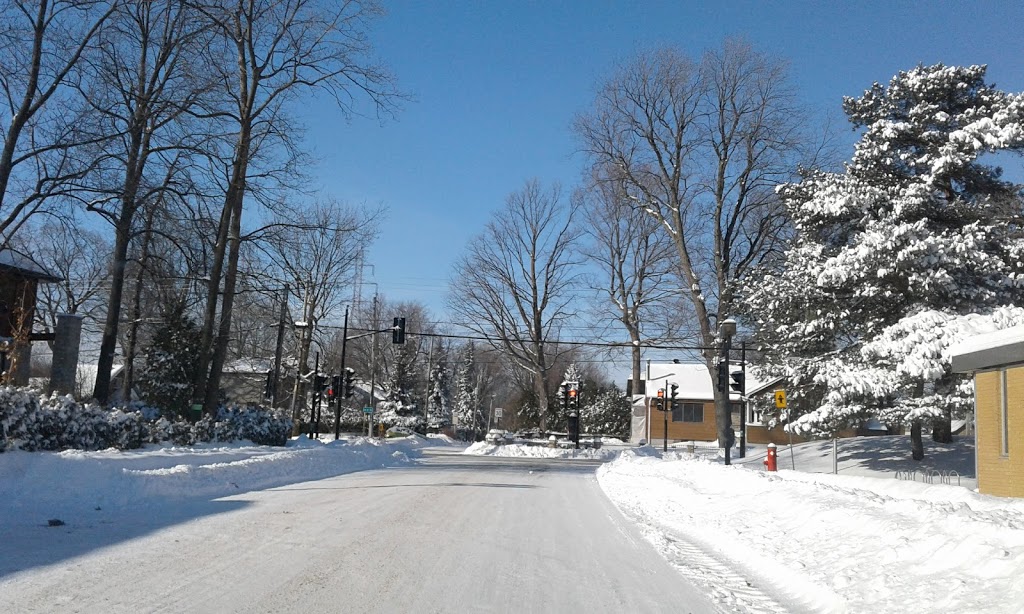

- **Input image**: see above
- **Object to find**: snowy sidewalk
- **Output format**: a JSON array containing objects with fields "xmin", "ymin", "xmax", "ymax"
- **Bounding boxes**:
[{"xmin": 598, "ymin": 449, "xmax": 1024, "ymax": 613}]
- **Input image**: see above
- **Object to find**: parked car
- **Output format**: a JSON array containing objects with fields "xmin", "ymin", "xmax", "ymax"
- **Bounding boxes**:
[
  {"xmin": 484, "ymin": 429, "xmax": 512, "ymax": 445},
  {"xmin": 385, "ymin": 426, "xmax": 414, "ymax": 438}
]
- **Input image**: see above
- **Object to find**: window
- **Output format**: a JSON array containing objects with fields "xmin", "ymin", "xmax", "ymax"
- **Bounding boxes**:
[
  {"xmin": 672, "ymin": 402, "xmax": 703, "ymax": 423},
  {"xmin": 1001, "ymin": 368, "xmax": 1009, "ymax": 457}
]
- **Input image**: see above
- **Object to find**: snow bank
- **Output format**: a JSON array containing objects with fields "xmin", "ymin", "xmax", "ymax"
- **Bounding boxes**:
[
  {"xmin": 463, "ymin": 441, "xmax": 620, "ymax": 460},
  {"xmin": 598, "ymin": 450, "xmax": 1024, "ymax": 613},
  {"xmin": 0, "ymin": 437, "xmax": 422, "ymax": 517}
]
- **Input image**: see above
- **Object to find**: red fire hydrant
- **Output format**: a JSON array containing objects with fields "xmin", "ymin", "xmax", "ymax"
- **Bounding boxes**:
[{"xmin": 764, "ymin": 442, "xmax": 778, "ymax": 472}]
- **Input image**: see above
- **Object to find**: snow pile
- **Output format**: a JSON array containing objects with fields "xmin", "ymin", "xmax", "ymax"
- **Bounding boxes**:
[
  {"xmin": 598, "ymin": 450, "xmax": 1024, "ymax": 613},
  {"xmin": 0, "ymin": 437, "xmax": 422, "ymax": 518},
  {"xmin": 463, "ymin": 441, "xmax": 620, "ymax": 460},
  {"xmin": 424, "ymin": 433, "xmax": 462, "ymax": 445}
]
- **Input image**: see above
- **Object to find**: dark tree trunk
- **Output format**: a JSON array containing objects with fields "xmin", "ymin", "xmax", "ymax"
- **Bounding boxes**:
[
  {"xmin": 911, "ymin": 420, "xmax": 924, "ymax": 461},
  {"xmin": 932, "ymin": 408, "xmax": 953, "ymax": 443},
  {"xmin": 122, "ymin": 206, "xmax": 157, "ymax": 404}
]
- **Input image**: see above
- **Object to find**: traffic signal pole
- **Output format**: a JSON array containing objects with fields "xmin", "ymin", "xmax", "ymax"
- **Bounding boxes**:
[
  {"xmin": 312, "ymin": 352, "xmax": 320, "ymax": 439},
  {"xmin": 739, "ymin": 342, "xmax": 746, "ymax": 458},
  {"xmin": 334, "ymin": 306, "xmax": 348, "ymax": 440},
  {"xmin": 662, "ymin": 389, "xmax": 668, "ymax": 453}
]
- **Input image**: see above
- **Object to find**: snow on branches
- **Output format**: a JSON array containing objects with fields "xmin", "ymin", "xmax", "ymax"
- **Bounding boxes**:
[{"xmin": 746, "ymin": 63, "xmax": 1024, "ymax": 437}]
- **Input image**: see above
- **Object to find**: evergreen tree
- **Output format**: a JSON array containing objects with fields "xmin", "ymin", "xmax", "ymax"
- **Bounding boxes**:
[
  {"xmin": 580, "ymin": 386, "xmax": 630, "ymax": 440},
  {"xmin": 451, "ymin": 343, "xmax": 480, "ymax": 437},
  {"xmin": 745, "ymin": 64, "xmax": 1024, "ymax": 455},
  {"xmin": 426, "ymin": 346, "xmax": 452, "ymax": 430},
  {"xmin": 551, "ymin": 363, "xmax": 583, "ymax": 429},
  {"xmin": 138, "ymin": 301, "xmax": 202, "ymax": 418},
  {"xmin": 375, "ymin": 342, "xmax": 422, "ymax": 430}
]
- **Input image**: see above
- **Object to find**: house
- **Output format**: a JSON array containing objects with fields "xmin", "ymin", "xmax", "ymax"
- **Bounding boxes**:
[
  {"xmin": 951, "ymin": 326, "xmax": 1024, "ymax": 498},
  {"xmin": 0, "ymin": 249, "xmax": 60, "ymax": 385},
  {"xmin": 631, "ymin": 362, "xmax": 751, "ymax": 446},
  {"xmin": 630, "ymin": 362, "xmax": 863, "ymax": 447},
  {"xmin": 74, "ymin": 364, "xmax": 128, "ymax": 402},
  {"xmin": 221, "ymin": 359, "xmax": 274, "ymax": 406},
  {"xmin": 742, "ymin": 376, "xmax": 867, "ymax": 444}
]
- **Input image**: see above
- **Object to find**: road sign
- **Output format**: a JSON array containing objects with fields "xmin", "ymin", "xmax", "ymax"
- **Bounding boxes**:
[
  {"xmin": 494, "ymin": 408, "xmax": 503, "ymax": 418},
  {"xmin": 363, "ymin": 406, "xmax": 373, "ymax": 414},
  {"xmin": 774, "ymin": 390, "xmax": 787, "ymax": 409}
]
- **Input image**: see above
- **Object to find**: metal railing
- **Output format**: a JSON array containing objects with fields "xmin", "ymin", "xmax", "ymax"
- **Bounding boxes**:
[{"xmin": 895, "ymin": 469, "xmax": 961, "ymax": 486}]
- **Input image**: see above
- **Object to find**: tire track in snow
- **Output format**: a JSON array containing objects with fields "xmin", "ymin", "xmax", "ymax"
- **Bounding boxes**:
[{"xmin": 625, "ymin": 509, "xmax": 795, "ymax": 614}]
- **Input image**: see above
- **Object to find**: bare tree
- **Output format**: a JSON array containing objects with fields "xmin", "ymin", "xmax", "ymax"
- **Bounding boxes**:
[
  {"xmin": 575, "ymin": 40, "xmax": 810, "ymax": 451},
  {"xmin": 448, "ymin": 180, "xmax": 583, "ymax": 431},
  {"xmin": 17, "ymin": 219, "xmax": 110, "ymax": 349},
  {"xmin": 0, "ymin": 0, "xmax": 118, "ymax": 244},
  {"xmin": 84, "ymin": 0, "xmax": 214, "ymax": 403},
  {"xmin": 579, "ymin": 170, "xmax": 681, "ymax": 393},
  {"xmin": 258, "ymin": 200, "xmax": 380, "ymax": 426},
  {"xmin": 189, "ymin": 0, "xmax": 401, "ymax": 415}
]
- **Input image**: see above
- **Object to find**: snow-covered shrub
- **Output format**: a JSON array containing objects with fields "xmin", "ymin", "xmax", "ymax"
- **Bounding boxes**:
[
  {"xmin": 213, "ymin": 405, "xmax": 291, "ymax": 446},
  {"xmin": 0, "ymin": 388, "xmax": 292, "ymax": 452}
]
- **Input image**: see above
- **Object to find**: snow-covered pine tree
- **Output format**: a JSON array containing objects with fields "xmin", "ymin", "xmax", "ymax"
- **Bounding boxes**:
[
  {"xmin": 746, "ymin": 64, "xmax": 1024, "ymax": 456},
  {"xmin": 451, "ymin": 343, "xmax": 480, "ymax": 438},
  {"xmin": 579, "ymin": 386, "xmax": 630, "ymax": 440},
  {"xmin": 426, "ymin": 345, "xmax": 452, "ymax": 430},
  {"xmin": 551, "ymin": 363, "xmax": 584, "ymax": 429},
  {"xmin": 138, "ymin": 300, "xmax": 202, "ymax": 418},
  {"xmin": 375, "ymin": 341, "xmax": 422, "ymax": 431}
]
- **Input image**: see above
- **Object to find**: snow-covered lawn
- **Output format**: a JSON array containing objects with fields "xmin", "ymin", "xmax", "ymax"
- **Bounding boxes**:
[
  {"xmin": 598, "ymin": 438, "xmax": 1024, "ymax": 613},
  {"xmin": 0, "ymin": 435, "xmax": 427, "ymax": 520}
]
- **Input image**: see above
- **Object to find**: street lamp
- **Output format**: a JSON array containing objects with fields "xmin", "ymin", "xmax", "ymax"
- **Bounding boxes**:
[
  {"xmin": 720, "ymin": 318, "xmax": 736, "ymax": 466},
  {"xmin": 289, "ymin": 320, "xmax": 312, "ymax": 433}
]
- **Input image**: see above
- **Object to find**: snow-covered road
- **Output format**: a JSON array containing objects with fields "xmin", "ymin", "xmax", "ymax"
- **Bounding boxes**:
[{"xmin": 2, "ymin": 447, "xmax": 720, "ymax": 613}]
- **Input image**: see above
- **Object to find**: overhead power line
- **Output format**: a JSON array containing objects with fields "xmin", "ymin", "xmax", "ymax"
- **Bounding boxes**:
[{"xmin": 335, "ymin": 326, "xmax": 718, "ymax": 352}]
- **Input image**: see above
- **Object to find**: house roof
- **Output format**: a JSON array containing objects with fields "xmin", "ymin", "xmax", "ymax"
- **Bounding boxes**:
[
  {"xmin": 223, "ymin": 358, "xmax": 273, "ymax": 374},
  {"xmin": 642, "ymin": 362, "xmax": 769, "ymax": 402},
  {"xmin": 746, "ymin": 375, "xmax": 785, "ymax": 397},
  {"xmin": 0, "ymin": 249, "xmax": 60, "ymax": 282},
  {"xmin": 950, "ymin": 325, "xmax": 1024, "ymax": 372},
  {"xmin": 76, "ymin": 363, "xmax": 125, "ymax": 394}
]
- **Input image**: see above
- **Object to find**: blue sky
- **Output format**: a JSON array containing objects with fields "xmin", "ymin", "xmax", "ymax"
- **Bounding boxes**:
[{"xmin": 299, "ymin": 0, "xmax": 1024, "ymax": 329}]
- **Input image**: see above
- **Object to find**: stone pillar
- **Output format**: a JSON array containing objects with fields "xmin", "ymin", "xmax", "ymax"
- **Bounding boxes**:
[{"xmin": 48, "ymin": 314, "xmax": 83, "ymax": 396}]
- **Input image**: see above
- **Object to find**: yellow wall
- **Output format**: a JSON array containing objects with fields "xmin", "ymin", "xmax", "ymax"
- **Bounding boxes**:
[
  {"xmin": 976, "ymin": 367, "xmax": 1024, "ymax": 498},
  {"xmin": 649, "ymin": 400, "xmax": 718, "ymax": 442}
]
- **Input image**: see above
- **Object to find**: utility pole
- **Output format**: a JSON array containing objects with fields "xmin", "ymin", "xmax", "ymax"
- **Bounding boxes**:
[
  {"xmin": 271, "ymin": 285, "xmax": 288, "ymax": 407},
  {"xmin": 334, "ymin": 306, "xmax": 348, "ymax": 440},
  {"xmin": 368, "ymin": 294, "xmax": 378, "ymax": 437},
  {"xmin": 720, "ymin": 318, "xmax": 737, "ymax": 466}
]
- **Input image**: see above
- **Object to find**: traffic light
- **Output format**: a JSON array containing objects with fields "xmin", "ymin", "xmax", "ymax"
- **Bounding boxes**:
[
  {"xmin": 656, "ymin": 387, "xmax": 665, "ymax": 411},
  {"xmin": 314, "ymin": 373, "xmax": 327, "ymax": 393},
  {"xmin": 328, "ymin": 375, "xmax": 340, "ymax": 401},
  {"xmin": 392, "ymin": 317, "xmax": 406, "ymax": 344},
  {"xmin": 559, "ymin": 383, "xmax": 568, "ymax": 411},
  {"xmin": 669, "ymin": 382, "xmax": 678, "ymax": 410},
  {"xmin": 568, "ymin": 386, "xmax": 578, "ymax": 409},
  {"xmin": 716, "ymin": 363, "xmax": 728, "ymax": 393},
  {"xmin": 343, "ymin": 367, "xmax": 355, "ymax": 398},
  {"xmin": 730, "ymin": 371, "xmax": 745, "ymax": 395}
]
